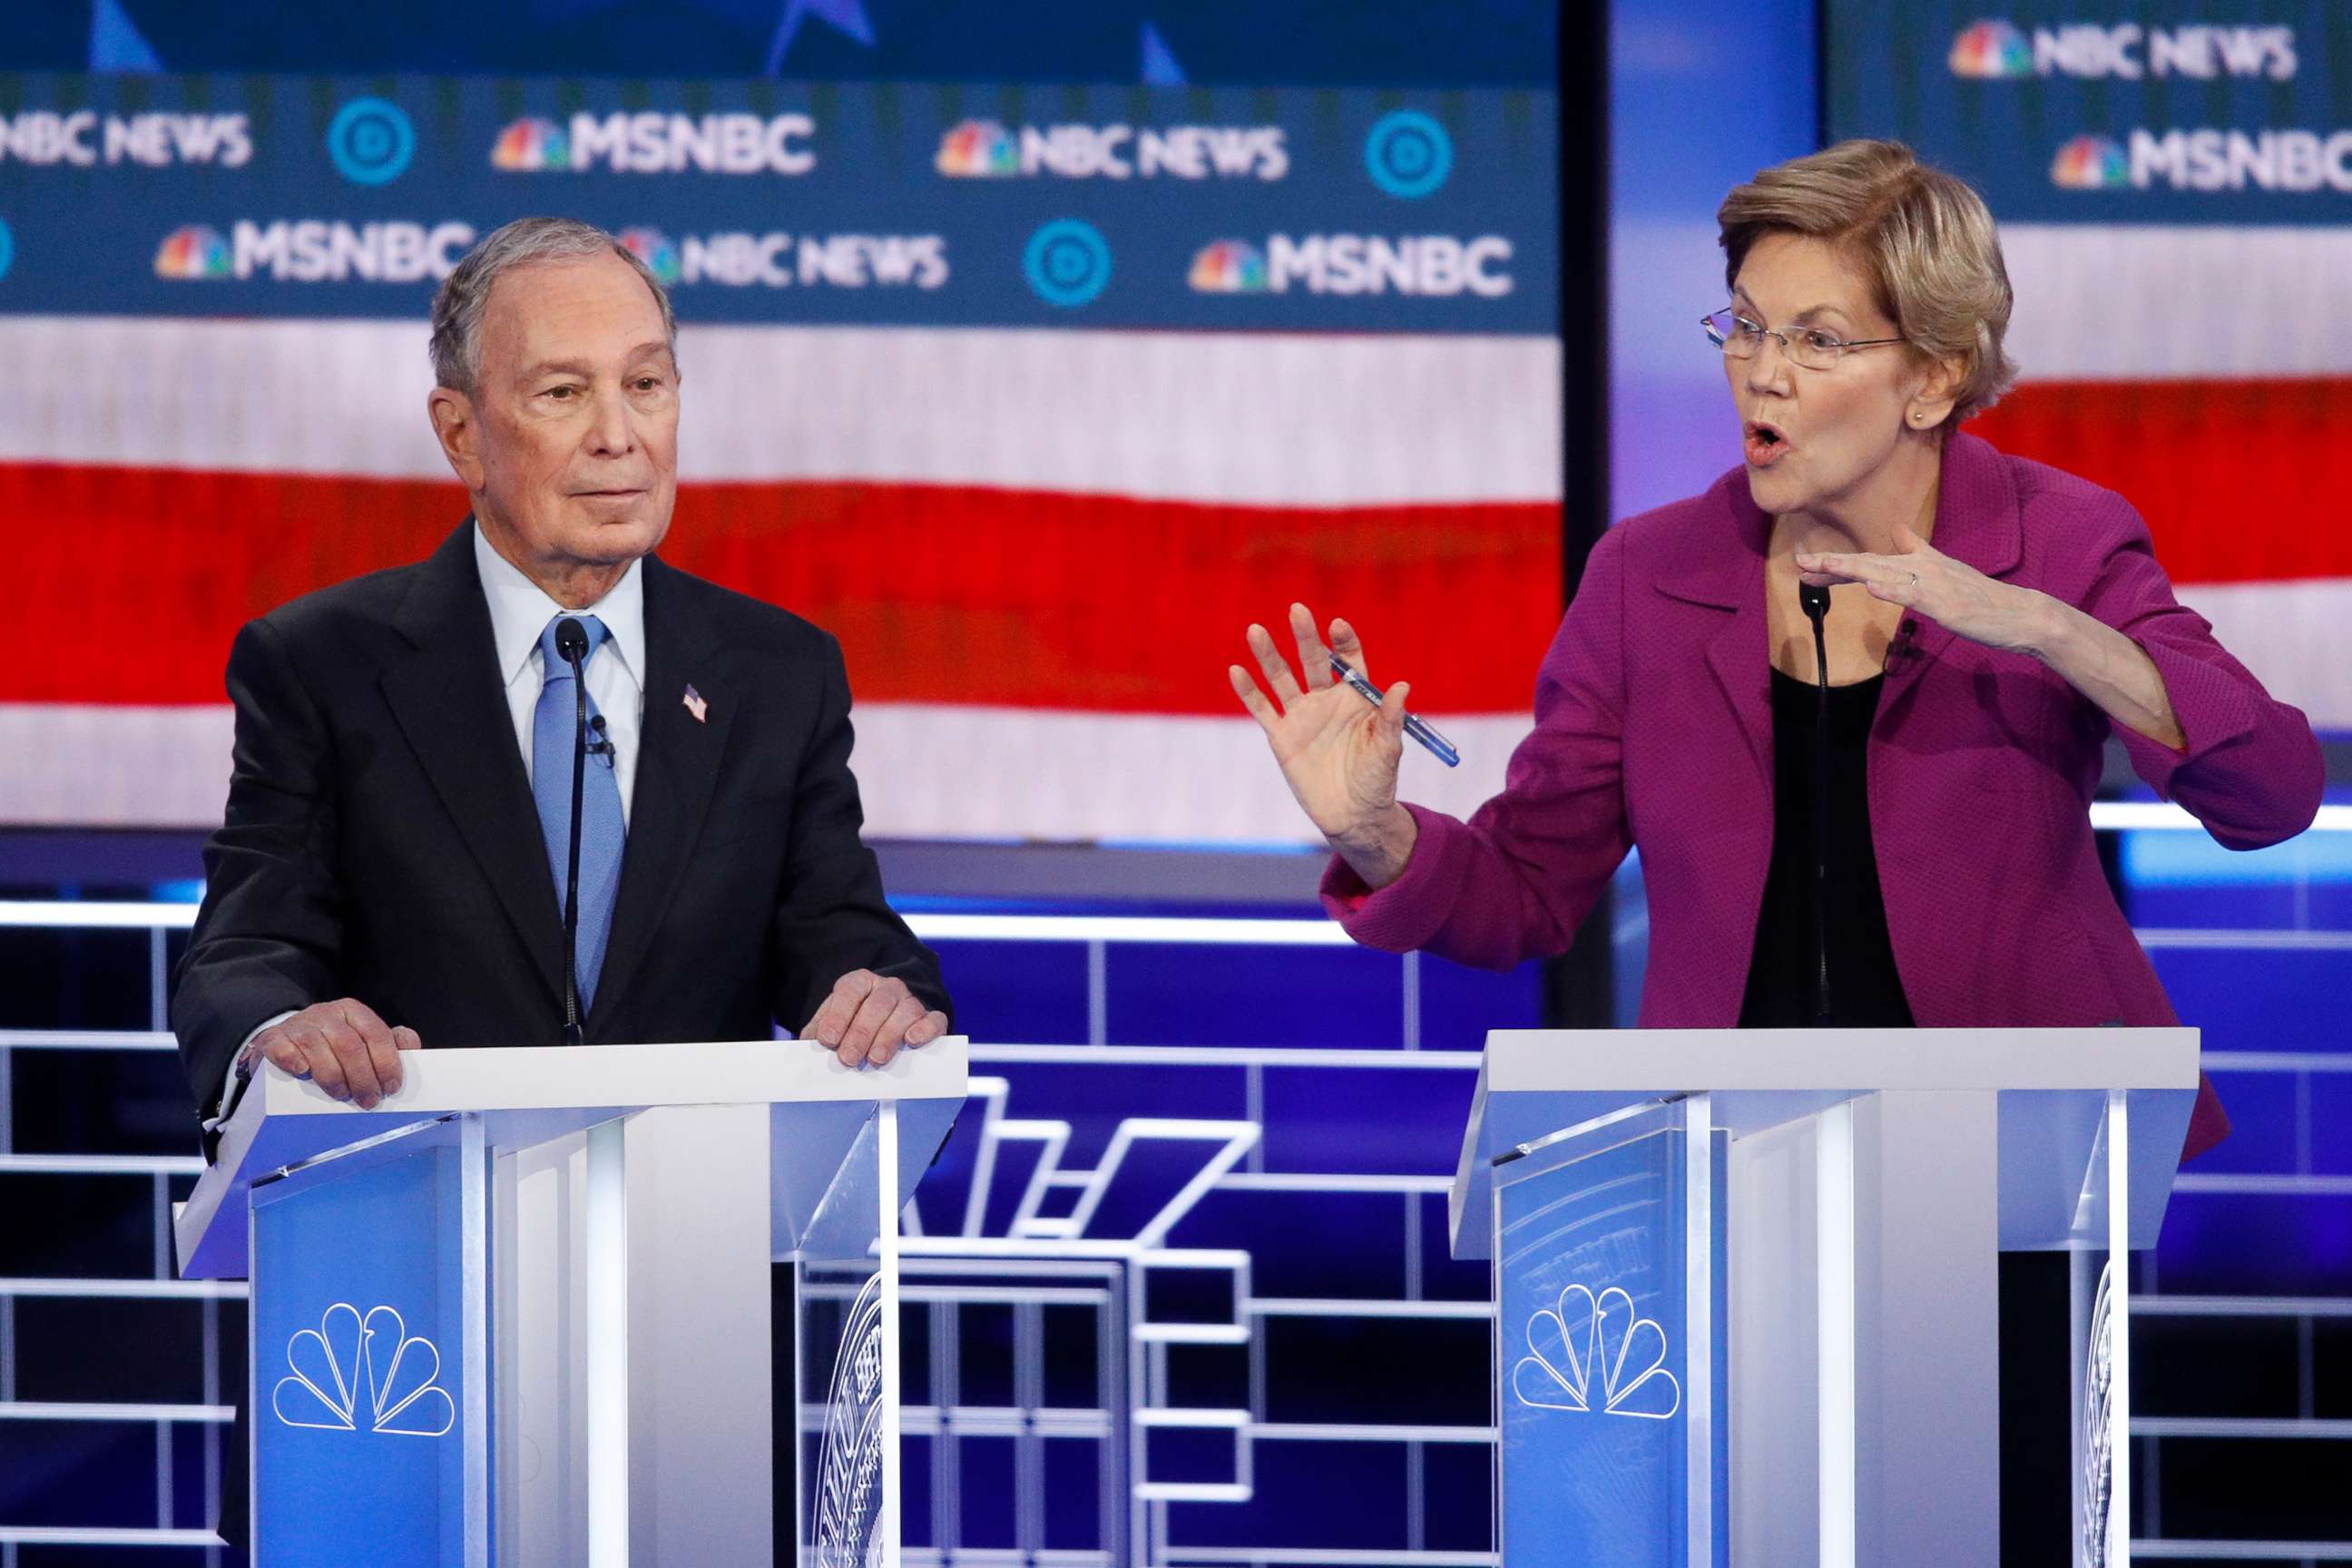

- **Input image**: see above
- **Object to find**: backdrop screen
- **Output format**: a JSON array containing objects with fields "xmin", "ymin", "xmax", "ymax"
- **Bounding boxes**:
[
  {"xmin": 1825, "ymin": 0, "xmax": 2350, "ymax": 737},
  {"xmin": 0, "ymin": 30, "xmax": 1562, "ymax": 841}
]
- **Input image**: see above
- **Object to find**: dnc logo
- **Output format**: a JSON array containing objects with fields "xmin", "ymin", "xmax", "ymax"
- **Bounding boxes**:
[
  {"xmin": 1023, "ymin": 219, "xmax": 1111, "ymax": 308},
  {"xmin": 1513, "ymin": 1284, "xmax": 1681, "ymax": 1420},
  {"xmin": 936, "ymin": 118, "xmax": 1017, "ymax": 177},
  {"xmin": 491, "ymin": 116, "xmax": 569, "ymax": 171},
  {"xmin": 1949, "ymin": 20, "xmax": 2034, "ymax": 78},
  {"xmin": 1365, "ymin": 109, "xmax": 1453, "ymax": 198},
  {"xmin": 326, "ymin": 97, "xmax": 415, "ymax": 185},
  {"xmin": 153, "ymin": 224, "xmax": 231, "ymax": 279},
  {"xmin": 2051, "ymin": 135, "xmax": 2130, "ymax": 189},
  {"xmin": 1189, "ymin": 240, "xmax": 1268, "ymax": 294},
  {"xmin": 274, "ymin": 1304, "xmax": 454, "ymax": 1438}
]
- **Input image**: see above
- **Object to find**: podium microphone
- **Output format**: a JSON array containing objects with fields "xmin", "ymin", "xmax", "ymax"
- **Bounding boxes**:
[
  {"xmin": 554, "ymin": 616, "xmax": 592, "ymax": 1047},
  {"xmin": 1798, "ymin": 583, "xmax": 1834, "ymax": 1026}
]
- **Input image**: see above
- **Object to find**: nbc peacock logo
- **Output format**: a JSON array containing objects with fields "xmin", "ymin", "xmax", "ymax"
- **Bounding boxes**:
[
  {"xmin": 616, "ymin": 226, "xmax": 681, "ymax": 285},
  {"xmin": 1949, "ymin": 19, "xmax": 2034, "ymax": 79},
  {"xmin": 273, "ymin": 1304, "xmax": 455, "ymax": 1438},
  {"xmin": 1512, "ymin": 1284, "xmax": 1682, "ymax": 1420},
  {"xmin": 153, "ymin": 225, "xmax": 231, "ymax": 279},
  {"xmin": 1188, "ymin": 240, "xmax": 1269, "ymax": 294},
  {"xmin": 2051, "ymin": 134, "xmax": 2130, "ymax": 190},
  {"xmin": 936, "ymin": 118, "xmax": 1017, "ymax": 177},
  {"xmin": 491, "ymin": 116, "xmax": 569, "ymax": 172}
]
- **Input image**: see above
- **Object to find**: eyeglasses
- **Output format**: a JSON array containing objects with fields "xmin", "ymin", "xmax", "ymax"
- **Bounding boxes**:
[{"xmin": 1701, "ymin": 308, "xmax": 1905, "ymax": 372}]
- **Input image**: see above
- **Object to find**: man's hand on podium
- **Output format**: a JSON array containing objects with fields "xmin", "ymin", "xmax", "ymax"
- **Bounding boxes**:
[
  {"xmin": 241, "ymin": 999, "xmax": 420, "ymax": 1111},
  {"xmin": 799, "ymin": 970, "xmax": 947, "ymax": 1069}
]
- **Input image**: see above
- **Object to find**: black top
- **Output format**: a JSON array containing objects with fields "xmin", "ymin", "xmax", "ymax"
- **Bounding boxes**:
[{"xmin": 1738, "ymin": 666, "xmax": 1916, "ymax": 1028}]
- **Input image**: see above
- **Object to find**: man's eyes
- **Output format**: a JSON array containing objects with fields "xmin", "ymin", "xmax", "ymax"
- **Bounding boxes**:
[{"xmin": 537, "ymin": 377, "xmax": 668, "ymax": 399}]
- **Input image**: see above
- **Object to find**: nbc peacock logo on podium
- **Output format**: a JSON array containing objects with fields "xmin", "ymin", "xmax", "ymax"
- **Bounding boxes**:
[
  {"xmin": 1512, "ymin": 1283, "xmax": 1683, "ymax": 1420},
  {"xmin": 272, "ymin": 1303, "xmax": 455, "ymax": 1438}
]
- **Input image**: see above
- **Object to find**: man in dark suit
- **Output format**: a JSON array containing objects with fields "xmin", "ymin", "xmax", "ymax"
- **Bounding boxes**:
[
  {"xmin": 171, "ymin": 217, "xmax": 950, "ymax": 1545},
  {"xmin": 174, "ymin": 214, "xmax": 949, "ymax": 1127}
]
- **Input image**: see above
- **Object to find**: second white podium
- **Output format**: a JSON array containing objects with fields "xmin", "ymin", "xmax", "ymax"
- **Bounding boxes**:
[{"xmin": 1453, "ymin": 1026, "xmax": 2199, "ymax": 1568}]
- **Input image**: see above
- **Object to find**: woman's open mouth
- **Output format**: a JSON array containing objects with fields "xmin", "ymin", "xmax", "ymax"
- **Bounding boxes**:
[{"xmin": 1743, "ymin": 420, "xmax": 1790, "ymax": 468}]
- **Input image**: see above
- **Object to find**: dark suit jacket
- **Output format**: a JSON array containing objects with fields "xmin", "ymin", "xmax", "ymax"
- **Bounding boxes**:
[{"xmin": 172, "ymin": 520, "xmax": 951, "ymax": 1126}]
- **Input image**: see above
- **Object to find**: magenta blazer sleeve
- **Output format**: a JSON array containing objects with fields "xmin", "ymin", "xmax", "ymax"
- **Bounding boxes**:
[
  {"xmin": 2075, "ymin": 499, "xmax": 2324, "ymax": 848},
  {"xmin": 1321, "ymin": 524, "xmax": 1633, "ymax": 964}
]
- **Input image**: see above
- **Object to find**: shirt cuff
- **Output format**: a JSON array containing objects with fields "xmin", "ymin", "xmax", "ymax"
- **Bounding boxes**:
[{"xmin": 201, "ymin": 1009, "xmax": 299, "ymax": 1133}]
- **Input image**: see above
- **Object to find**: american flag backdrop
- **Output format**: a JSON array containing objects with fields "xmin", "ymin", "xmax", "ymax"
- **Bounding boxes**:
[
  {"xmin": 1830, "ymin": 4, "xmax": 2352, "ymax": 741},
  {"xmin": 0, "ymin": 76, "xmax": 1565, "ymax": 842}
]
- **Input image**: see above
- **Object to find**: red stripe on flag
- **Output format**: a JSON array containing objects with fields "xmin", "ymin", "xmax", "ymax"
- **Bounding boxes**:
[
  {"xmin": 11, "ymin": 463, "xmax": 1562, "ymax": 712},
  {"xmin": 1969, "ymin": 376, "xmax": 2352, "ymax": 586}
]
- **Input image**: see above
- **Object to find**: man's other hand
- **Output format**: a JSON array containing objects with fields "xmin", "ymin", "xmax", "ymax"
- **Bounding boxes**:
[
  {"xmin": 243, "ymin": 1000, "xmax": 420, "ymax": 1110},
  {"xmin": 799, "ymin": 971, "xmax": 946, "ymax": 1069}
]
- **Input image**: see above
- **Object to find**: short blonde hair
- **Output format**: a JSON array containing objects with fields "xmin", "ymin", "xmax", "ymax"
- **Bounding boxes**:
[{"xmin": 1717, "ymin": 139, "xmax": 2018, "ymax": 425}]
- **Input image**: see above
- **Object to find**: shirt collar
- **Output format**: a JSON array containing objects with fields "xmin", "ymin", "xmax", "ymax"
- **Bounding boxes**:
[{"xmin": 472, "ymin": 520, "xmax": 646, "ymax": 690}]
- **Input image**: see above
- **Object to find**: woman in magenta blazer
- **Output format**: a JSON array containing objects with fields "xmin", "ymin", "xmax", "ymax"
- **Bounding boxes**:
[{"xmin": 1230, "ymin": 141, "xmax": 2320, "ymax": 1157}]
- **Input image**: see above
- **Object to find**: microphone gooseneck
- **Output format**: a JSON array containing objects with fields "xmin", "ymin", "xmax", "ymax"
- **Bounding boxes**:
[
  {"xmin": 555, "ymin": 616, "xmax": 590, "ymax": 1047},
  {"xmin": 1799, "ymin": 583, "xmax": 1834, "ymax": 1028}
]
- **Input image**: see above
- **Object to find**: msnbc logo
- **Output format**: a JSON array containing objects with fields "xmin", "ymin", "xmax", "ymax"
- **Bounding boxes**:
[
  {"xmin": 489, "ymin": 113, "xmax": 814, "ymax": 175},
  {"xmin": 491, "ymin": 117, "xmax": 569, "ymax": 172},
  {"xmin": 154, "ymin": 224, "xmax": 231, "ymax": 279},
  {"xmin": 936, "ymin": 119, "xmax": 1017, "ymax": 177},
  {"xmin": 1188, "ymin": 240, "xmax": 1268, "ymax": 294},
  {"xmin": 1949, "ymin": 20, "xmax": 2033, "ymax": 78},
  {"xmin": 617, "ymin": 227, "xmax": 682, "ymax": 285},
  {"xmin": 2051, "ymin": 135, "xmax": 2129, "ymax": 190}
]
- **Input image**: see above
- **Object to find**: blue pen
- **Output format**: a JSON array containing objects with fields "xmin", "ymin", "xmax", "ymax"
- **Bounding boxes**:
[{"xmin": 1328, "ymin": 652, "xmax": 1461, "ymax": 768}]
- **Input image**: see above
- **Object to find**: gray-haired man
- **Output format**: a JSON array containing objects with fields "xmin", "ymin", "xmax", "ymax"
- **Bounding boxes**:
[{"xmin": 170, "ymin": 217, "xmax": 951, "ymax": 1545}]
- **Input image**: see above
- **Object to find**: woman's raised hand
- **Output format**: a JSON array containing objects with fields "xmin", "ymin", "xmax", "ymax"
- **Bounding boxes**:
[{"xmin": 1229, "ymin": 603, "xmax": 1419, "ymax": 887}]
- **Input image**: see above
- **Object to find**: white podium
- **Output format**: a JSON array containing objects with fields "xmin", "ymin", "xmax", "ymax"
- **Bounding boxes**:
[
  {"xmin": 1452, "ymin": 1027, "xmax": 2199, "ymax": 1568},
  {"xmin": 175, "ymin": 1036, "xmax": 968, "ymax": 1566}
]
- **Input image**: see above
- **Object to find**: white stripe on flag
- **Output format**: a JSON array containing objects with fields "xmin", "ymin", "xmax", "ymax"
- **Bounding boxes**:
[
  {"xmin": 0, "ymin": 318, "xmax": 1563, "ymax": 506},
  {"xmin": 2171, "ymin": 577, "xmax": 2352, "ymax": 733},
  {"xmin": 2000, "ymin": 225, "xmax": 2352, "ymax": 382}
]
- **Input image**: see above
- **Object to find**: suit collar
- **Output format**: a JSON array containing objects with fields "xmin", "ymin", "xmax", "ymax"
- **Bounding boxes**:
[
  {"xmin": 586, "ymin": 554, "xmax": 733, "ymax": 1033},
  {"xmin": 1653, "ymin": 469, "xmax": 1769, "ymax": 611},
  {"xmin": 1926, "ymin": 430, "xmax": 2023, "ymax": 580},
  {"xmin": 383, "ymin": 520, "xmax": 568, "ymax": 1022}
]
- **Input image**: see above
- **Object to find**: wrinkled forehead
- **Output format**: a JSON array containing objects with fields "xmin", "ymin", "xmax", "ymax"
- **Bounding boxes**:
[
  {"xmin": 1730, "ymin": 232, "xmax": 1886, "ymax": 328},
  {"xmin": 478, "ymin": 253, "xmax": 672, "ymax": 377}
]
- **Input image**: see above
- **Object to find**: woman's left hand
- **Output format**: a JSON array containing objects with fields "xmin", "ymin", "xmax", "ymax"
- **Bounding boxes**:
[{"xmin": 1795, "ymin": 521, "xmax": 2053, "ymax": 657}]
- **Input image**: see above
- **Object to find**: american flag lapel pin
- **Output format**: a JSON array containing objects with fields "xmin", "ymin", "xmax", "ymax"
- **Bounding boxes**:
[{"xmin": 682, "ymin": 683, "xmax": 708, "ymax": 723}]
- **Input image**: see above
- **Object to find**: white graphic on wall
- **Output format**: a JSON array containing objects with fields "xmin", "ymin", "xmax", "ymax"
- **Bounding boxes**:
[
  {"xmin": 2082, "ymin": 1262, "xmax": 2117, "ymax": 1568},
  {"xmin": 272, "ymin": 1303, "xmax": 456, "ymax": 1437},
  {"xmin": 1512, "ymin": 1284, "xmax": 1682, "ymax": 1420},
  {"xmin": 812, "ymin": 1272, "xmax": 887, "ymax": 1567}
]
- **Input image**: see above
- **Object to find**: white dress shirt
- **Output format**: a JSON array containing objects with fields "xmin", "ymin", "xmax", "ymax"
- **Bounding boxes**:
[
  {"xmin": 209, "ymin": 525, "xmax": 651, "ymax": 1123},
  {"xmin": 472, "ymin": 521, "xmax": 647, "ymax": 824}
]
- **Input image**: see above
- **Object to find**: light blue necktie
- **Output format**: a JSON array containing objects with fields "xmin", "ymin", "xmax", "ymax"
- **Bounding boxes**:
[{"xmin": 532, "ymin": 614, "xmax": 626, "ymax": 1014}]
